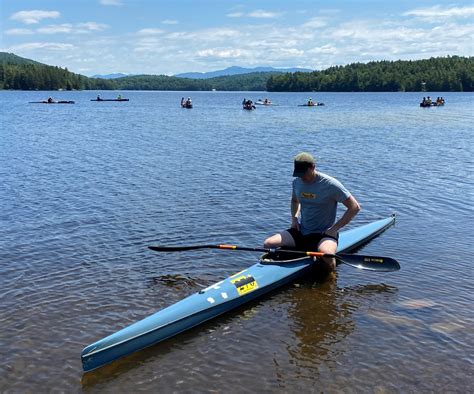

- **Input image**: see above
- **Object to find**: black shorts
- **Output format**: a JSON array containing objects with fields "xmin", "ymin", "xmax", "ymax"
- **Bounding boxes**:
[{"xmin": 286, "ymin": 228, "xmax": 339, "ymax": 251}]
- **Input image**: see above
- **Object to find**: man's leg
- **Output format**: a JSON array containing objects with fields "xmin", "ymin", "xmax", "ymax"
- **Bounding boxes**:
[
  {"xmin": 318, "ymin": 237, "xmax": 338, "ymax": 272},
  {"xmin": 264, "ymin": 230, "xmax": 296, "ymax": 249}
]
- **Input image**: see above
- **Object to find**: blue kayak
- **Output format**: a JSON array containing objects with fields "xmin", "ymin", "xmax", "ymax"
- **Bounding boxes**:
[{"xmin": 81, "ymin": 215, "xmax": 395, "ymax": 371}]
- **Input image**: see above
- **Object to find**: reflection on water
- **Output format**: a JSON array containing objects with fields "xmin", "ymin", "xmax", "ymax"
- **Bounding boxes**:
[
  {"xmin": 148, "ymin": 273, "xmax": 211, "ymax": 290},
  {"xmin": 274, "ymin": 274, "xmax": 398, "ymax": 389}
]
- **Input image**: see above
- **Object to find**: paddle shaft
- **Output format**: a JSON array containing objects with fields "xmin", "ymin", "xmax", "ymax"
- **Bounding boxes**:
[{"xmin": 148, "ymin": 244, "xmax": 400, "ymax": 272}]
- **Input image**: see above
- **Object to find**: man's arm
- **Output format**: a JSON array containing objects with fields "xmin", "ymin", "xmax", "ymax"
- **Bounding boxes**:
[
  {"xmin": 291, "ymin": 194, "xmax": 300, "ymax": 229},
  {"xmin": 326, "ymin": 195, "xmax": 360, "ymax": 236}
]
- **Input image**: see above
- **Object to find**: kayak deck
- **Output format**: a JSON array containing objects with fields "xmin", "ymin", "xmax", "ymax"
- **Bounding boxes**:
[
  {"xmin": 29, "ymin": 101, "xmax": 75, "ymax": 104},
  {"xmin": 81, "ymin": 215, "xmax": 395, "ymax": 372},
  {"xmin": 91, "ymin": 99, "xmax": 129, "ymax": 101},
  {"xmin": 298, "ymin": 103, "xmax": 325, "ymax": 106}
]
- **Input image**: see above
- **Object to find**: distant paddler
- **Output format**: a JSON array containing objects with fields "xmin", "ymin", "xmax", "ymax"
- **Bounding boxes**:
[
  {"xmin": 181, "ymin": 97, "xmax": 192, "ymax": 108},
  {"xmin": 257, "ymin": 98, "xmax": 272, "ymax": 105}
]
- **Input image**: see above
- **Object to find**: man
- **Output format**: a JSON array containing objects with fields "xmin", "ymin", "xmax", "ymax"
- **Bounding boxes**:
[{"xmin": 264, "ymin": 152, "xmax": 360, "ymax": 272}]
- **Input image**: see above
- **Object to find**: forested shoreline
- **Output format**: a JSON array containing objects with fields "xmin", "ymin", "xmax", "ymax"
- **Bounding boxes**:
[
  {"xmin": 267, "ymin": 56, "xmax": 473, "ymax": 92},
  {"xmin": 0, "ymin": 52, "xmax": 472, "ymax": 92}
]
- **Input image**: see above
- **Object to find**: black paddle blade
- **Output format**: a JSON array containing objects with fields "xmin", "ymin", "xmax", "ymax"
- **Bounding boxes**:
[
  {"xmin": 336, "ymin": 253, "xmax": 400, "ymax": 272},
  {"xmin": 148, "ymin": 245, "xmax": 216, "ymax": 252}
]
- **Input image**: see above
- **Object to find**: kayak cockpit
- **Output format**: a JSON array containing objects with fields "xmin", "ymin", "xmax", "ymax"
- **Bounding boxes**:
[{"xmin": 259, "ymin": 251, "xmax": 316, "ymax": 264}]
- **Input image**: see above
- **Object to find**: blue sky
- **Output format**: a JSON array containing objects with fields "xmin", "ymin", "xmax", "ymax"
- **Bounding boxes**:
[{"xmin": 1, "ymin": 0, "xmax": 473, "ymax": 76}]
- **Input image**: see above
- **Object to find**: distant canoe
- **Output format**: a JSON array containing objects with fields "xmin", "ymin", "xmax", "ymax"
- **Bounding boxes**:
[
  {"xmin": 91, "ymin": 98, "xmax": 129, "ymax": 102},
  {"xmin": 181, "ymin": 103, "xmax": 193, "ymax": 108},
  {"xmin": 298, "ymin": 102, "xmax": 325, "ymax": 107},
  {"xmin": 29, "ymin": 100, "xmax": 75, "ymax": 104},
  {"xmin": 255, "ymin": 101, "xmax": 276, "ymax": 106}
]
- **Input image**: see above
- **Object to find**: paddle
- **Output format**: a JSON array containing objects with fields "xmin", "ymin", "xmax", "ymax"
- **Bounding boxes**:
[{"xmin": 148, "ymin": 244, "xmax": 400, "ymax": 272}]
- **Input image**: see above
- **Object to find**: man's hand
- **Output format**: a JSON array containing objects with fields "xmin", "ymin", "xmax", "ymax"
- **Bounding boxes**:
[
  {"xmin": 324, "ymin": 227, "xmax": 339, "ymax": 238},
  {"xmin": 291, "ymin": 216, "xmax": 300, "ymax": 230}
]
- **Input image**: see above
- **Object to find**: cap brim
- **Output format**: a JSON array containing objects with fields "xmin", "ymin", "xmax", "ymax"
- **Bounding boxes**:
[
  {"xmin": 293, "ymin": 169, "xmax": 307, "ymax": 177},
  {"xmin": 293, "ymin": 161, "xmax": 312, "ymax": 177}
]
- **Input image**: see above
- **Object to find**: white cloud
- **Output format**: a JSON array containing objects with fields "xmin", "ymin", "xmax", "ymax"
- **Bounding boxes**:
[
  {"xmin": 278, "ymin": 48, "xmax": 304, "ymax": 56},
  {"xmin": 137, "ymin": 28, "xmax": 165, "ymax": 35},
  {"xmin": 37, "ymin": 24, "xmax": 73, "ymax": 34},
  {"xmin": 404, "ymin": 5, "xmax": 474, "ymax": 21},
  {"xmin": 8, "ymin": 42, "xmax": 75, "ymax": 51},
  {"xmin": 197, "ymin": 48, "xmax": 243, "ymax": 58},
  {"xmin": 302, "ymin": 17, "xmax": 328, "ymax": 29},
  {"xmin": 165, "ymin": 31, "xmax": 190, "ymax": 40},
  {"xmin": 99, "ymin": 0, "xmax": 122, "ymax": 6},
  {"xmin": 198, "ymin": 28, "xmax": 242, "ymax": 40},
  {"xmin": 248, "ymin": 10, "xmax": 281, "ymax": 18},
  {"xmin": 10, "ymin": 10, "xmax": 60, "ymax": 24},
  {"xmin": 308, "ymin": 45, "xmax": 338, "ymax": 55},
  {"xmin": 226, "ymin": 12, "xmax": 244, "ymax": 18},
  {"xmin": 162, "ymin": 20, "xmax": 178, "ymax": 25},
  {"xmin": 36, "ymin": 22, "xmax": 108, "ymax": 34},
  {"xmin": 226, "ymin": 10, "xmax": 281, "ymax": 19},
  {"xmin": 5, "ymin": 28, "xmax": 34, "ymax": 35},
  {"xmin": 77, "ymin": 22, "xmax": 108, "ymax": 32}
]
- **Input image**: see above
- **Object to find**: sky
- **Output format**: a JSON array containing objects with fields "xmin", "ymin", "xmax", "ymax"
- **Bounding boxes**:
[{"xmin": 1, "ymin": 0, "xmax": 473, "ymax": 76}]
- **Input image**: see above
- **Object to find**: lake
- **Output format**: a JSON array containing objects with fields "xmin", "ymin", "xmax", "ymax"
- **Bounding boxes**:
[{"xmin": 1, "ymin": 90, "xmax": 473, "ymax": 392}]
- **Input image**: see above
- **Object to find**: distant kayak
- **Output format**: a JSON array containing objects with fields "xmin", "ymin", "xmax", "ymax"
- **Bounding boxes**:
[
  {"xmin": 255, "ymin": 100, "xmax": 276, "ymax": 106},
  {"xmin": 298, "ymin": 102, "xmax": 325, "ymax": 107},
  {"xmin": 181, "ymin": 103, "xmax": 193, "ymax": 108},
  {"xmin": 420, "ymin": 102, "xmax": 444, "ymax": 107},
  {"xmin": 91, "ymin": 98, "xmax": 129, "ymax": 102},
  {"xmin": 29, "ymin": 100, "xmax": 75, "ymax": 104}
]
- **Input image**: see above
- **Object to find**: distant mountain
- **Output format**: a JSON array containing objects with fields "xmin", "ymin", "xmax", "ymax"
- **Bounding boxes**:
[
  {"xmin": 174, "ymin": 66, "xmax": 313, "ymax": 79},
  {"xmin": 91, "ymin": 73, "xmax": 130, "ymax": 79}
]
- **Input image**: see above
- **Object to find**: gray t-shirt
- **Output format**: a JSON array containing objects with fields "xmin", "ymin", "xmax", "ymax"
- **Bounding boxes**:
[{"xmin": 292, "ymin": 172, "xmax": 351, "ymax": 234}]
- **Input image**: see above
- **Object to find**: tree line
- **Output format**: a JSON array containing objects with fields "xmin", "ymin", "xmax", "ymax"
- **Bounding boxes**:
[
  {"xmin": 267, "ymin": 56, "xmax": 473, "ymax": 92},
  {"xmin": 1, "ymin": 52, "xmax": 472, "ymax": 91},
  {"xmin": 112, "ymin": 72, "xmax": 276, "ymax": 91},
  {"xmin": 0, "ymin": 63, "xmax": 114, "ymax": 90}
]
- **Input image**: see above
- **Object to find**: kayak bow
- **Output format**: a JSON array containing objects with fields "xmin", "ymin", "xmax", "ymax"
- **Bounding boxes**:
[{"xmin": 81, "ymin": 215, "xmax": 395, "ymax": 372}]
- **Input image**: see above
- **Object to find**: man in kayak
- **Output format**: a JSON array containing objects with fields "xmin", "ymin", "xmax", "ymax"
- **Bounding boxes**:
[{"xmin": 264, "ymin": 152, "xmax": 360, "ymax": 273}]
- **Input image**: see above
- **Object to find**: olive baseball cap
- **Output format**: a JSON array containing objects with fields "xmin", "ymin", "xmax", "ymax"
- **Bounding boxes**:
[{"xmin": 293, "ymin": 152, "xmax": 315, "ymax": 177}]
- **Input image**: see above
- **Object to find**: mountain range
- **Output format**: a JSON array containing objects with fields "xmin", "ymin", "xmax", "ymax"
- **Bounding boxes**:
[
  {"xmin": 174, "ymin": 66, "xmax": 312, "ymax": 79},
  {"xmin": 91, "ymin": 73, "xmax": 130, "ymax": 79},
  {"xmin": 92, "ymin": 66, "xmax": 313, "ymax": 79}
]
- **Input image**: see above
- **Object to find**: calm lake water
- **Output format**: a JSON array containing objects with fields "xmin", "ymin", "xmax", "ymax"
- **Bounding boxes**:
[{"xmin": 1, "ymin": 90, "xmax": 473, "ymax": 392}]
